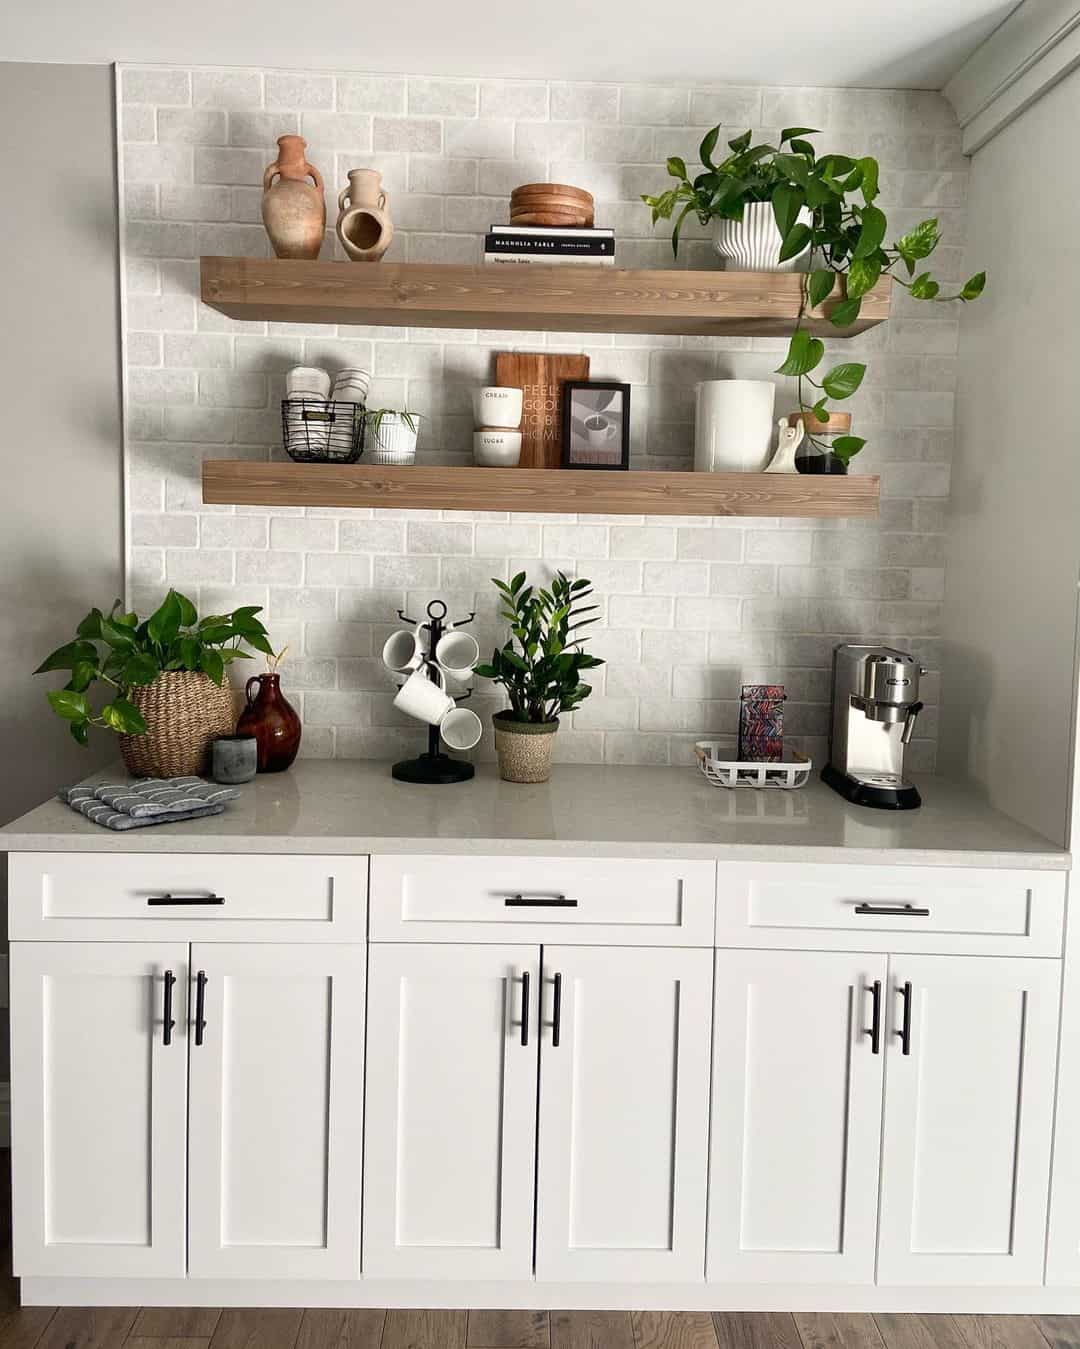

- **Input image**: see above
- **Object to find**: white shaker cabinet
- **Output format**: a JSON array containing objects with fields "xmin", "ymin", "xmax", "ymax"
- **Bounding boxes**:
[
  {"xmin": 536, "ymin": 945, "xmax": 712, "ymax": 1282},
  {"xmin": 877, "ymin": 955, "xmax": 1059, "ymax": 1286},
  {"xmin": 10, "ymin": 942, "xmax": 189, "ymax": 1279},
  {"xmin": 707, "ymin": 949, "xmax": 887, "ymax": 1285},
  {"xmin": 188, "ymin": 943, "xmax": 366, "ymax": 1279},
  {"xmin": 363, "ymin": 943, "xmax": 540, "ymax": 1280}
]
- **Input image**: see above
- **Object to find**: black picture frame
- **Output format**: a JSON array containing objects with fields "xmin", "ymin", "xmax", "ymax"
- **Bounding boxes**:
[{"xmin": 560, "ymin": 381, "xmax": 631, "ymax": 470}]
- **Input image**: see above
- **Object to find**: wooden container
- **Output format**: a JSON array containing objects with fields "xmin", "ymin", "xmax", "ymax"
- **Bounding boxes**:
[
  {"xmin": 788, "ymin": 410, "xmax": 852, "ymax": 435},
  {"xmin": 510, "ymin": 182, "xmax": 594, "ymax": 228}
]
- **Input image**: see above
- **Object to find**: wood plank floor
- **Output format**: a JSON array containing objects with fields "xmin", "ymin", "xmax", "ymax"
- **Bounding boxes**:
[{"xmin": 0, "ymin": 1158, "xmax": 1064, "ymax": 1349}]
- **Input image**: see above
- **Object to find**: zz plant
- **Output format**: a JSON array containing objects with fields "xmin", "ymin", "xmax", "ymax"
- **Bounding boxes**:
[
  {"xmin": 34, "ymin": 589, "xmax": 273, "ymax": 745},
  {"xmin": 643, "ymin": 126, "xmax": 986, "ymax": 464},
  {"xmin": 474, "ymin": 571, "xmax": 604, "ymax": 724}
]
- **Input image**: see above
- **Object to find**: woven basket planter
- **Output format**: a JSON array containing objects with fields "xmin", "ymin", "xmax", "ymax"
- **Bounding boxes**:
[
  {"xmin": 119, "ymin": 671, "xmax": 236, "ymax": 778},
  {"xmin": 492, "ymin": 712, "xmax": 559, "ymax": 784}
]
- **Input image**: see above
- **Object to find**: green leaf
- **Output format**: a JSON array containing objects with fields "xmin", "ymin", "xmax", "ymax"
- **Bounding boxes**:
[
  {"xmin": 48, "ymin": 688, "xmax": 92, "ymax": 722},
  {"xmin": 666, "ymin": 154, "xmax": 688, "ymax": 181},
  {"xmin": 670, "ymin": 199, "xmax": 694, "ymax": 258},
  {"xmin": 821, "ymin": 362, "xmax": 867, "ymax": 400},
  {"xmin": 809, "ymin": 399, "xmax": 829, "ymax": 424},
  {"xmin": 780, "ymin": 126, "xmax": 819, "ymax": 142},
  {"xmin": 473, "ymin": 663, "xmax": 499, "ymax": 680},
  {"xmin": 773, "ymin": 153, "xmax": 810, "ymax": 188},
  {"xmin": 200, "ymin": 647, "xmax": 225, "ymax": 686},
  {"xmin": 775, "ymin": 328, "xmax": 825, "ymax": 377},
  {"xmin": 910, "ymin": 272, "xmax": 940, "ymax": 299},
  {"xmin": 69, "ymin": 720, "xmax": 90, "ymax": 747},
  {"xmin": 243, "ymin": 631, "xmax": 275, "ymax": 658},
  {"xmin": 147, "ymin": 590, "xmax": 182, "ymax": 645},
  {"xmin": 788, "ymin": 138, "xmax": 816, "ymax": 160},
  {"xmin": 698, "ymin": 125, "xmax": 720, "ymax": 171},
  {"xmin": 829, "ymin": 296, "xmax": 863, "ymax": 328},
  {"xmin": 846, "ymin": 255, "xmax": 882, "ymax": 300},
  {"xmin": 76, "ymin": 608, "xmax": 104, "ymax": 640},
  {"xmin": 175, "ymin": 591, "xmax": 198, "ymax": 627},
  {"xmin": 510, "ymin": 571, "xmax": 526, "ymax": 594},
  {"xmin": 34, "ymin": 639, "xmax": 98, "ymax": 675},
  {"xmin": 100, "ymin": 698, "xmax": 148, "ymax": 735},
  {"xmin": 66, "ymin": 660, "xmax": 99, "ymax": 693},
  {"xmin": 771, "ymin": 184, "xmax": 805, "ymax": 240},
  {"xmin": 779, "ymin": 222, "xmax": 812, "ymax": 264},
  {"xmin": 114, "ymin": 610, "xmax": 139, "ymax": 628},
  {"xmin": 122, "ymin": 652, "xmax": 159, "ymax": 686},
  {"xmin": 98, "ymin": 616, "xmax": 137, "ymax": 650},
  {"xmin": 858, "ymin": 156, "xmax": 880, "ymax": 203},
  {"xmin": 896, "ymin": 217, "xmax": 940, "ymax": 262},
  {"xmin": 726, "ymin": 129, "xmax": 752, "ymax": 153},
  {"xmin": 831, "ymin": 434, "xmax": 867, "ymax": 463},
  {"xmin": 960, "ymin": 270, "xmax": 986, "ymax": 300},
  {"xmin": 852, "ymin": 204, "xmax": 887, "ymax": 259},
  {"xmin": 808, "ymin": 269, "xmax": 835, "ymax": 308}
]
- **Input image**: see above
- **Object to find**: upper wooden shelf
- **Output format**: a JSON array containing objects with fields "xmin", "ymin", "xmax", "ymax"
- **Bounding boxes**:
[
  {"xmin": 202, "ymin": 460, "xmax": 880, "ymax": 519},
  {"xmin": 200, "ymin": 257, "xmax": 891, "ymax": 338}
]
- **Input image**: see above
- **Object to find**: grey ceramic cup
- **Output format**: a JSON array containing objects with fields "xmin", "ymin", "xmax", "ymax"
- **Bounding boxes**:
[{"xmin": 211, "ymin": 734, "xmax": 258, "ymax": 785}]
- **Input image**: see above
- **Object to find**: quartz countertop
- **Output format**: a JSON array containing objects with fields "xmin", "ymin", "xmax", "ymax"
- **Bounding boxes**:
[{"xmin": 0, "ymin": 761, "xmax": 1068, "ymax": 869}]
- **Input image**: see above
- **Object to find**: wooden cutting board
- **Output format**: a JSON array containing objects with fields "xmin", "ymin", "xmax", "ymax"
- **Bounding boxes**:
[{"xmin": 495, "ymin": 352, "xmax": 590, "ymax": 469}]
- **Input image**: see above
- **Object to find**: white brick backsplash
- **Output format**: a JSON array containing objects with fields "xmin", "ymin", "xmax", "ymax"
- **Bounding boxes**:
[{"xmin": 121, "ymin": 64, "xmax": 965, "ymax": 761}]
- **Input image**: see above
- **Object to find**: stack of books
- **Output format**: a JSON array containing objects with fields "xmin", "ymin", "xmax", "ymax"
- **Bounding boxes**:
[{"xmin": 483, "ymin": 225, "xmax": 615, "ymax": 267}]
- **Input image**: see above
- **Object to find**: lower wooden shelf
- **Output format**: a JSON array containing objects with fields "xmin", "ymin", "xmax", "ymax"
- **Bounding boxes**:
[{"xmin": 202, "ymin": 460, "xmax": 879, "ymax": 519}]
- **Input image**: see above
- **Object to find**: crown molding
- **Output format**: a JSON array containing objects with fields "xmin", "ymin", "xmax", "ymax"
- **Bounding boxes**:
[{"xmin": 945, "ymin": 1, "xmax": 1080, "ymax": 152}]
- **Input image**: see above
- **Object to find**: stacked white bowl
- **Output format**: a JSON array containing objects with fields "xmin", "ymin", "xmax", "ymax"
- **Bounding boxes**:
[{"xmin": 472, "ymin": 386, "xmax": 523, "ymax": 466}]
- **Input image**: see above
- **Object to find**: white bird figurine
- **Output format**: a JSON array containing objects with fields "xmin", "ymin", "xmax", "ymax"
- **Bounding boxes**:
[{"xmin": 763, "ymin": 416, "xmax": 804, "ymax": 473}]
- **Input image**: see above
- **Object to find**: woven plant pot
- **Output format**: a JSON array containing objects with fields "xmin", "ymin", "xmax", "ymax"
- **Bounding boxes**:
[
  {"xmin": 493, "ymin": 712, "xmax": 559, "ymax": 784},
  {"xmin": 119, "ymin": 671, "xmax": 236, "ymax": 778}
]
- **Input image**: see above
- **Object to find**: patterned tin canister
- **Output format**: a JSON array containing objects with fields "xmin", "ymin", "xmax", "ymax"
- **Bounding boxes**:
[{"xmin": 738, "ymin": 684, "xmax": 786, "ymax": 762}]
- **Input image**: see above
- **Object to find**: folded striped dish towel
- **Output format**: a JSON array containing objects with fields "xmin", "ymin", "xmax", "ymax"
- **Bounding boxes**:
[{"xmin": 60, "ymin": 777, "xmax": 241, "ymax": 831}]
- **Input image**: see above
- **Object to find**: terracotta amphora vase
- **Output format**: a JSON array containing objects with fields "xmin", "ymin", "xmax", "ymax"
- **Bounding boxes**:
[
  {"xmin": 236, "ymin": 672, "xmax": 302, "ymax": 772},
  {"xmin": 336, "ymin": 168, "xmax": 394, "ymax": 261},
  {"xmin": 262, "ymin": 135, "xmax": 326, "ymax": 260}
]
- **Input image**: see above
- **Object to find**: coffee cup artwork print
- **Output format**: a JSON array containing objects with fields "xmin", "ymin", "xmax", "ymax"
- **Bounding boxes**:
[{"xmin": 562, "ymin": 381, "xmax": 631, "ymax": 469}]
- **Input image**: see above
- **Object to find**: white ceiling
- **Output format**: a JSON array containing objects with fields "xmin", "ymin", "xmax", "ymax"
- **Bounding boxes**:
[{"xmin": 0, "ymin": 0, "xmax": 1019, "ymax": 88}]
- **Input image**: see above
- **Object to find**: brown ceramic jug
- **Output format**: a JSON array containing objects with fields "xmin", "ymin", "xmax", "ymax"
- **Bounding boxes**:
[
  {"xmin": 236, "ymin": 672, "xmax": 302, "ymax": 772},
  {"xmin": 261, "ymin": 135, "xmax": 326, "ymax": 260}
]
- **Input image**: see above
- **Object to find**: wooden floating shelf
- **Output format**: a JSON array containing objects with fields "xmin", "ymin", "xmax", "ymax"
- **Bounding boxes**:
[
  {"xmin": 200, "ymin": 257, "xmax": 891, "ymax": 338},
  {"xmin": 202, "ymin": 461, "xmax": 880, "ymax": 520}
]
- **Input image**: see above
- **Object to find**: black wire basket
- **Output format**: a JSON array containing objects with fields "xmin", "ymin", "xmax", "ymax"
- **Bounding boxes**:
[{"xmin": 281, "ymin": 398, "xmax": 364, "ymax": 464}]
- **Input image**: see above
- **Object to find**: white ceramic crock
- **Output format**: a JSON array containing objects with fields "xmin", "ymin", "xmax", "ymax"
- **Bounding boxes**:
[{"xmin": 694, "ymin": 380, "xmax": 776, "ymax": 473}]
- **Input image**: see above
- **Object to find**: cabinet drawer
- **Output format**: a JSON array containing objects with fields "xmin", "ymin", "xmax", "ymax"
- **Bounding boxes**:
[
  {"xmin": 714, "ymin": 862, "xmax": 1065, "ymax": 956},
  {"xmin": 370, "ymin": 855, "xmax": 715, "ymax": 945},
  {"xmin": 8, "ymin": 852, "xmax": 368, "ymax": 941}
]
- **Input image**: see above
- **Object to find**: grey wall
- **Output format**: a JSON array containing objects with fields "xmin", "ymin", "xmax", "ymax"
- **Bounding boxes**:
[
  {"xmin": 0, "ymin": 63, "xmax": 124, "ymax": 826},
  {"xmin": 939, "ymin": 63, "xmax": 1080, "ymax": 848}
]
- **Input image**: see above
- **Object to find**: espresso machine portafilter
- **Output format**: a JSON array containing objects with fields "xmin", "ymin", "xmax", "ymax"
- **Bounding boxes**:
[{"xmin": 822, "ymin": 644, "xmax": 926, "ymax": 810}]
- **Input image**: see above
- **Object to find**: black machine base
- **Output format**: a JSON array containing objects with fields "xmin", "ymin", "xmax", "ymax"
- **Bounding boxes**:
[
  {"xmin": 392, "ymin": 753, "xmax": 476, "ymax": 785},
  {"xmin": 822, "ymin": 762, "xmax": 921, "ymax": 811}
]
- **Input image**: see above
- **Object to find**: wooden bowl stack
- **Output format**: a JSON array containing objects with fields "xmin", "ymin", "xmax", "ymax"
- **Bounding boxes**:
[{"xmin": 510, "ymin": 183, "xmax": 594, "ymax": 229}]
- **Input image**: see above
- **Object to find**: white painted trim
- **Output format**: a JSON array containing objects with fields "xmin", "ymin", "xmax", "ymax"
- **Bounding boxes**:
[
  {"xmin": 18, "ymin": 1275, "xmax": 1080, "ymax": 1312},
  {"xmin": 945, "ymin": 1, "xmax": 1080, "ymax": 152}
]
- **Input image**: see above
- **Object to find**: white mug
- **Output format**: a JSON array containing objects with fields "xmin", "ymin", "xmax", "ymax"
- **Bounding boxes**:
[
  {"xmin": 440, "ymin": 706, "xmax": 483, "ymax": 752},
  {"xmin": 382, "ymin": 625, "xmax": 426, "ymax": 674},
  {"xmin": 435, "ymin": 630, "xmax": 480, "ymax": 679},
  {"xmin": 473, "ymin": 386, "xmax": 523, "ymax": 429},
  {"xmin": 286, "ymin": 365, "xmax": 331, "ymax": 398},
  {"xmin": 584, "ymin": 415, "xmax": 615, "ymax": 446},
  {"xmin": 393, "ymin": 665, "xmax": 455, "ymax": 725},
  {"xmin": 473, "ymin": 430, "xmax": 522, "ymax": 468}
]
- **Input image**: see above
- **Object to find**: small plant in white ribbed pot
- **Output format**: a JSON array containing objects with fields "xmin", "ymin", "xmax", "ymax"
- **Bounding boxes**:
[{"xmin": 474, "ymin": 571, "xmax": 603, "ymax": 785}]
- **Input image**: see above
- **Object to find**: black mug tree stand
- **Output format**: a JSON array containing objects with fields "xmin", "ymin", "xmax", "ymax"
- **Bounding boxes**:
[{"xmin": 391, "ymin": 599, "xmax": 477, "ymax": 785}]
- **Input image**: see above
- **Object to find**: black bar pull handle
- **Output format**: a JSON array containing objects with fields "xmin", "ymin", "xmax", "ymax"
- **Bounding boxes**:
[
  {"xmin": 552, "ymin": 972, "xmax": 563, "ymax": 1048},
  {"xmin": 162, "ymin": 970, "xmax": 176, "ymax": 1047},
  {"xmin": 503, "ymin": 893, "xmax": 578, "ymax": 908},
  {"xmin": 194, "ymin": 970, "xmax": 208, "ymax": 1047},
  {"xmin": 147, "ymin": 894, "xmax": 225, "ymax": 906},
  {"xmin": 520, "ymin": 970, "xmax": 530, "ymax": 1047},
  {"xmin": 854, "ymin": 902, "xmax": 930, "ymax": 917},
  {"xmin": 865, "ymin": 979, "xmax": 882, "ymax": 1055},
  {"xmin": 896, "ymin": 980, "xmax": 913, "ymax": 1056}
]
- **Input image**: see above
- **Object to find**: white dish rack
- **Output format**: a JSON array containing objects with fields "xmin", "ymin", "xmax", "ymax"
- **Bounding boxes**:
[{"xmin": 694, "ymin": 740, "xmax": 812, "ymax": 790}]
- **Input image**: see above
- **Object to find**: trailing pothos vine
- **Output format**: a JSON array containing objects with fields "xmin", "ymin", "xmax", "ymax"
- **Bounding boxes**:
[{"xmin": 644, "ymin": 126, "xmax": 986, "ymax": 465}]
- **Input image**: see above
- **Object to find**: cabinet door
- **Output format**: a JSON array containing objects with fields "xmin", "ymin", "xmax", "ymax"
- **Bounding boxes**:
[
  {"xmin": 187, "ymin": 943, "xmax": 365, "ymax": 1279},
  {"xmin": 363, "ymin": 943, "xmax": 539, "ymax": 1279},
  {"xmin": 10, "ymin": 941, "xmax": 188, "ymax": 1278},
  {"xmin": 707, "ymin": 949, "xmax": 887, "ymax": 1285},
  {"xmin": 878, "ymin": 954, "xmax": 1059, "ymax": 1286},
  {"xmin": 535, "ymin": 945, "xmax": 712, "ymax": 1282}
]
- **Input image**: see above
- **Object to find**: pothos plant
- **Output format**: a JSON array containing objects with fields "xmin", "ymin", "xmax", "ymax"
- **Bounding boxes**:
[
  {"xmin": 474, "ymin": 571, "xmax": 604, "ymax": 724},
  {"xmin": 643, "ymin": 125, "xmax": 986, "ymax": 464},
  {"xmin": 34, "ymin": 589, "xmax": 273, "ymax": 745}
]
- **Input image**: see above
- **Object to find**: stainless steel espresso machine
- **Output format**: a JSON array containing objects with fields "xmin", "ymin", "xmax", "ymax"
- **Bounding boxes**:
[{"xmin": 822, "ymin": 644, "xmax": 926, "ymax": 810}]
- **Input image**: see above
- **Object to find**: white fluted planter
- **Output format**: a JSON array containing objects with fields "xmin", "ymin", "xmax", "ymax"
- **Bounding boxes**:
[{"xmin": 712, "ymin": 201, "xmax": 811, "ymax": 272}]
